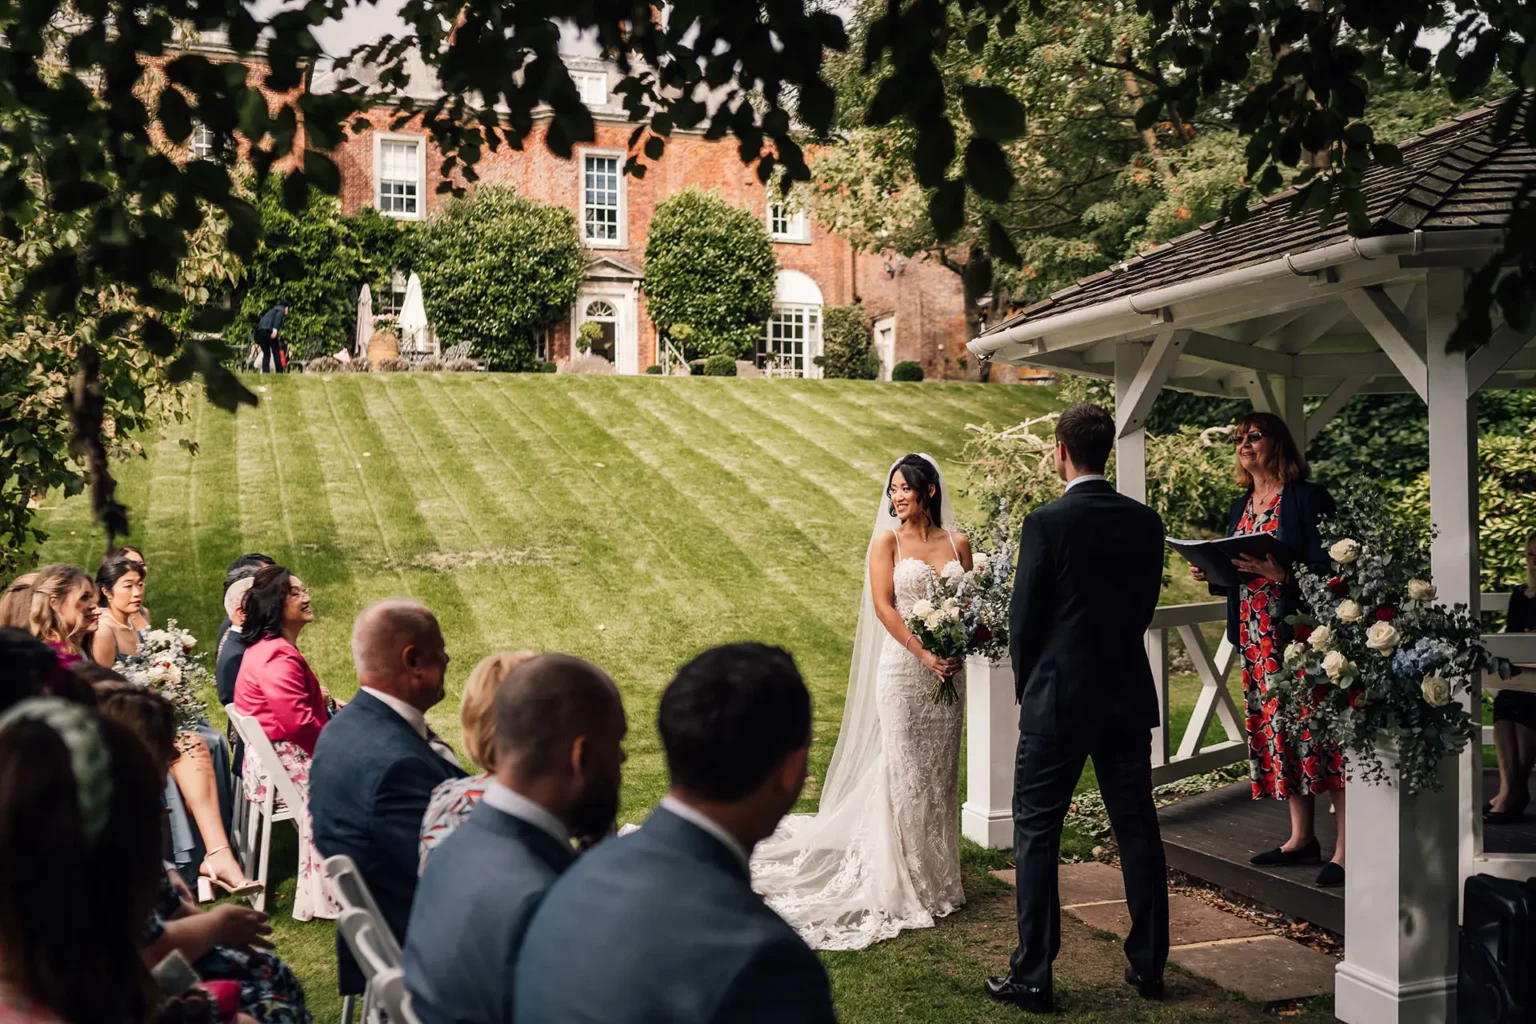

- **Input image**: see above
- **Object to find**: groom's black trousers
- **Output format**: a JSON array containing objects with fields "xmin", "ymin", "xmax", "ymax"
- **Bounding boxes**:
[{"xmin": 1009, "ymin": 728, "xmax": 1169, "ymax": 989}]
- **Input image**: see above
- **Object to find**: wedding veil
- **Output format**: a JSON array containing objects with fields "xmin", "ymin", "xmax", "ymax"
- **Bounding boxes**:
[{"xmin": 751, "ymin": 453, "xmax": 958, "ymax": 949}]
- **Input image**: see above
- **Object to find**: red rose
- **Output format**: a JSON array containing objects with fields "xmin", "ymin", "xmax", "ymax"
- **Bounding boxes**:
[
  {"xmin": 1293, "ymin": 624, "xmax": 1314, "ymax": 642},
  {"xmin": 1348, "ymin": 688, "xmax": 1367, "ymax": 710},
  {"xmin": 1328, "ymin": 576, "xmax": 1348, "ymax": 596},
  {"xmin": 974, "ymin": 626, "xmax": 993, "ymax": 643},
  {"xmin": 1375, "ymin": 606, "xmax": 1397, "ymax": 621}
]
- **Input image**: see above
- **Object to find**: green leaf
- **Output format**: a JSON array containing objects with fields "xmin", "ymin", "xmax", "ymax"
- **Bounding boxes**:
[
  {"xmin": 961, "ymin": 85, "xmax": 1027, "ymax": 141},
  {"xmin": 928, "ymin": 179, "xmax": 966, "ymax": 240},
  {"xmin": 964, "ymin": 138, "xmax": 1014, "ymax": 202},
  {"xmin": 986, "ymin": 218, "xmax": 1021, "ymax": 267}
]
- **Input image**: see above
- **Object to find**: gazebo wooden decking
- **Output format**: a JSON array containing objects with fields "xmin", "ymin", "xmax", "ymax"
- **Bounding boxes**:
[{"xmin": 959, "ymin": 97, "xmax": 1536, "ymax": 1024}]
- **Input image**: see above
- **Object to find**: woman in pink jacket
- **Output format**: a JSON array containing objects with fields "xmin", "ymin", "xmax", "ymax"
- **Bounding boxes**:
[{"xmin": 233, "ymin": 565, "xmax": 338, "ymax": 920}]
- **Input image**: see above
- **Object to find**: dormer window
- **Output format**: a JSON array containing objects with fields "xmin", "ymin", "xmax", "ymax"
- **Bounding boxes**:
[{"xmin": 573, "ymin": 71, "xmax": 608, "ymax": 106}]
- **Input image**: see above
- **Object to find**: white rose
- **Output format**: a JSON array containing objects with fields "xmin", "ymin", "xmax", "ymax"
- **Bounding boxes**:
[
  {"xmin": 146, "ymin": 663, "xmax": 168, "ymax": 684},
  {"xmin": 1407, "ymin": 579, "xmax": 1437, "ymax": 602},
  {"xmin": 1336, "ymin": 599, "xmax": 1364, "ymax": 624},
  {"xmin": 1421, "ymin": 675, "xmax": 1451, "ymax": 707},
  {"xmin": 973, "ymin": 552, "xmax": 990, "ymax": 571},
  {"xmin": 1283, "ymin": 641, "xmax": 1306, "ymax": 663},
  {"xmin": 181, "ymin": 634, "xmax": 196, "ymax": 650},
  {"xmin": 145, "ymin": 629, "xmax": 172, "ymax": 647},
  {"xmin": 1307, "ymin": 625, "xmax": 1332, "ymax": 651},
  {"xmin": 940, "ymin": 561, "xmax": 965, "ymax": 582},
  {"xmin": 1330, "ymin": 538, "xmax": 1360, "ymax": 564},
  {"xmin": 163, "ymin": 663, "xmax": 182, "ymax": 686},
  {"xmin": 1322, "ymin": 650, "xmax": 1352, "ymax": 682},
  {"xmin": 911, "ymin": 599, "xmax": 934, "ymax": 619},
  {"xmin": 1365, "ymin": 621, "xmax": 1400, "ymax": 656},
  {"xmin": 923, "ymin": 611, "xmax": 943, "ymax": 631}
]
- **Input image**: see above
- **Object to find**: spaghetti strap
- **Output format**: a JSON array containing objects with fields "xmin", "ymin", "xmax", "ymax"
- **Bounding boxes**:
[
  {"xmin": 946, "ymin": 530, "xmax": 959, "ymax": 559},
  {"xmin": 893, "ymin": 531, "xmax": 903, "ymax": 561}
]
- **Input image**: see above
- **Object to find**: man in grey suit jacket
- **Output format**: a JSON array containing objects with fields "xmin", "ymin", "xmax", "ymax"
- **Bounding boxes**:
[
  {"xmin": 404, "ymin": 654, "xmax": 627, "ymax": 1024},
  {"xmin": 514, "ymin": 642, "xmax": 836, "ymax": 1024}
]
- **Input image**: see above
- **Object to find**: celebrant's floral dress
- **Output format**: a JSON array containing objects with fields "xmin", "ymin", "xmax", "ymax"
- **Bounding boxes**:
[{"xmin": 1238, "ymin": 492, "xmax": 1345, "ymax": 799}]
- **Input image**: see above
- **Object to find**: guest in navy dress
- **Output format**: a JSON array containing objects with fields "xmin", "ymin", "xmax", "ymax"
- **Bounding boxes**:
[{"xmin": 1190, "ymin": 412, "xmax": 1343, "ymax": 888}]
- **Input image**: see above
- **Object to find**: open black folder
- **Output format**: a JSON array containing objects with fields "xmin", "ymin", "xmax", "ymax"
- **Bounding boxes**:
[{"xmin": 1167, "ymin": 534, "xmax": 1299, "ymax": 591}]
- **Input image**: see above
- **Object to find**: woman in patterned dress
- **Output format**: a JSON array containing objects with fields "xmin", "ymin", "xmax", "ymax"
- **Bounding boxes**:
[
  {"xmin": 233, "ymin": 565, "xmax": 340, "ymax": 921},
  {"xmin": 417, "ymin": 649, "xmax": 535, "ymax": 871},
  {"xmin": 1190, "ymin": 412, "xmax": 1344, "ymax": 888}
]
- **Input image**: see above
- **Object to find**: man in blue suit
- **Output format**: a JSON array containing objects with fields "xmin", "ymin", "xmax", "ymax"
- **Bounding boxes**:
[
  {"xmin": 515, "ymin": 642, "xmax": 836, "ymax": 1024},
  {"xmin": 310, "ymin": 599, "xmax": 467, "ymax": 999},
  {"xmin": 404, "ymin": 653, "xmax": 628, "ymax": 1024}
]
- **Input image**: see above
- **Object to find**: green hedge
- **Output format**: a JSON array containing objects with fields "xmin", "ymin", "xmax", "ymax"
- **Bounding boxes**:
[
  {"xmin": 892, "ymin": 360, "xmax": 924, "ymax": 382},
  {"xmin": 414, "ymin": 186, "xmax": 584, "ymax": 371},
  {"xmin": 644, "ymin": 189, "xmax": 776, "ymax": 360},
  {"xmin": 821, "ymin": 306, "xmax": 880, "ymax": 379},
  {"xmin": 702, "ymin": 353, "xmax": 738, "ymax": 377}
]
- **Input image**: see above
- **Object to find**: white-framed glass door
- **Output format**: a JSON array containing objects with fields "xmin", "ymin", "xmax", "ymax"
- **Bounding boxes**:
[{"xmin": 574, "ymin": 290, "xmax": 638, "ymax": 373}]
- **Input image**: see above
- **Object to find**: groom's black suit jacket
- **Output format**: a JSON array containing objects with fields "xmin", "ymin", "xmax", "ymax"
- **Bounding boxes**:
[{"xmin": 1009, "ymin": 478, "xmax": 1166, "ymax": 737}]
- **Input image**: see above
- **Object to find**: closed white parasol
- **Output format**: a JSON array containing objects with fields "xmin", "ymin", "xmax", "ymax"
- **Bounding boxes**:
[
  {"xmin": 398, "ymin": 273, "xmax": 433, "ymax": 356},
  {"xmin": 354, "ymin": 282, "xmax": 372, "ymax": 357}
]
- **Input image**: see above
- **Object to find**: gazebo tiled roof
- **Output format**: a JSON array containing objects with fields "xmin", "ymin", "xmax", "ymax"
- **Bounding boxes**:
[{"xmin": 980, "ymin": 99, "xmax": 1531, "ymax": 340}]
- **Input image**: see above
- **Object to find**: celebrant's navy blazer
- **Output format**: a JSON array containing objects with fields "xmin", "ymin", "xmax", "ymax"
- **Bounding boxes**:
[
  {"xmin": 404, "ymin": 799, "xmax": 574, "ymax": 1024},
  {"xmin": 310, "ymin": 690, "xmax": 466, "ymax": 995},
  {"xmin": 513, "ymin": 805, "xmax": 836, "ymax": 1024},
  {"xmin": 1212, "ymin": 479, "xmax": 1336, "ymax": 645}
]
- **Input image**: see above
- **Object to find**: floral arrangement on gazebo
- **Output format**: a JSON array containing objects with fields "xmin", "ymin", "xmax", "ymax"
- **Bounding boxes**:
[{"xmin": 1274, "ymin": 488, "xmax": 1510, "ymax": 793}]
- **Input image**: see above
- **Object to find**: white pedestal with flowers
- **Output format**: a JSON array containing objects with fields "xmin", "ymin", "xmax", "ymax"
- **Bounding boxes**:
[{"xmin": 962, "ymin": 654, "xmax": 1017, "ymax": 849}]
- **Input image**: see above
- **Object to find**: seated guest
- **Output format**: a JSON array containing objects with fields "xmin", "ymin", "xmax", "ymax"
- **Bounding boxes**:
[
  {"xmin": 310, "ymin": 599, "xmax": 466, "ymax": 1001},
  {"xmin": 405, "ymin": 654, "xmax": 627, "ymax": 1024},
  {"xmin": 0, "ymin": 697, "xmax": 165, "ymax": 1024},
  {"xmin": 1487, "ymin": 531, "xmax": 1536, "ymax": 823},
  {"xmin": 515, "ymin": 643, "xmax": 835, "ymax": 1024},
  {"xmin": 0, "ymin": 574, "xmax": 38, "ymax": 629},
  {"xmin": 109, "ymin": 546, "xmax": 153, "ymax": 629},
  {"xmin": 22, "ymin": 564, "xmax": 98, "ymax": 664},
  {"xmin": 418, "ymin": 649, "xmax": 535, "ymax": 870},
  {"xmin": 233, "ymin": 565, "xmax": 337, "ymax": 921},
  {"xmin": 97, "ymin": 684, "xmax": 314, "ymax": 1024},
  {"xmin": 217, "ymin": 555, "xmax": 274, "ymax": 656},
  {"xmin": 217, "ymin": 574, "xmax": 258, "ymax": 708},
  {"xmin": 0, "ymin": 628, "xmax": 95, "ymax": 710}
]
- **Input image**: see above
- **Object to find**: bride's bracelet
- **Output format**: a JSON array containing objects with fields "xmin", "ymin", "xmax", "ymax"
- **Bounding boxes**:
[{"xmin": 903, "ymin": 634, "xmax": 921, "ymax": 653}]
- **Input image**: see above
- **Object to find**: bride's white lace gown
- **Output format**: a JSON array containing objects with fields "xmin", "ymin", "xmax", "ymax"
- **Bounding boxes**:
[{"xmin": 751, "ymin": 520, "xmax": 966, "ymax": 951}]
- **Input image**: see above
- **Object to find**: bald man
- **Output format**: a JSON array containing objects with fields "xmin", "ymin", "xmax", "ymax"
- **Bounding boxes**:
[
  {"xmin": 309, "ymin": 599, "xmax": 468, "ymax": 1000},
  {"xmin": 405, "ymin": 654, "xmax": 628, "ymax": 1024}
]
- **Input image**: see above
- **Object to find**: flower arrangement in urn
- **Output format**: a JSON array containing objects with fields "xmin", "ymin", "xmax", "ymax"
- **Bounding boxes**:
[
  {"xmin": 903, "ymin": 512, "xmax": 1016, "ymax": 705},
  {"xmin": 118, "ymin": 620, "xmax": 211, "ymax": 730},
  {"xmin": 1273, "ymin": 487, "xmax": 1510, "ymax": 793}
]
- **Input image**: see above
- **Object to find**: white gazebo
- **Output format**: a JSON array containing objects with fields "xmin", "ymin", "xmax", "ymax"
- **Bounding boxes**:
[{"xmin": 964, "ymin": 99, "xmax": 1536, "ymax": 1023}]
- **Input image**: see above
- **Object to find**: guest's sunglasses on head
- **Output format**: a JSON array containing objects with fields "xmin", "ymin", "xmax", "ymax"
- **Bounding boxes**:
[{"xmin": 1233, "ymin": 430, "xmax": 1266, "ymax": 446}]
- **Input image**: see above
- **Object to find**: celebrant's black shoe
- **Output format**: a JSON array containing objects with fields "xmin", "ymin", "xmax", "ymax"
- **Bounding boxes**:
[
  {"xmin": 984, "ymin": 976, "xmax": 1053, "ymax": 1013},
  {"xmin": 1249, "ymin": 838, "xmax": 1320, "ymax": 866},
  {"xmin": 1316, "ymin": 862, "xmax": 1346, "ymax": 887},
  {"xmin": 1124, "ymin": 965, "xmax": 1165, "ymax": 1000}
]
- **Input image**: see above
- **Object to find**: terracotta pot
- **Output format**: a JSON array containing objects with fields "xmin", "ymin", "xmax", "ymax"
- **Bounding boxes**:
[{"xmin": 367, "ymin": 329, "xmax": 400, "ymax": 363}]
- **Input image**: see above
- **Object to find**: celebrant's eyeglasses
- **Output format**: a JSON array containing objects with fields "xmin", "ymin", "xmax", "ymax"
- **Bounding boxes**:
[{"xmin": 1233, "ymin": 430, "xmax": 1266, "ymax": 446}]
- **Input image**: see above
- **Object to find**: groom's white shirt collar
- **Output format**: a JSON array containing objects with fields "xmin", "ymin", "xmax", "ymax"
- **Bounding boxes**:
[
  {"xmin": 481, "ymin": 779, "xmax": 570, "ymax": 848},
  {"xmin": 660, "ymin": 795, "xmax": 751, "ymax": 869},
  {"xmin": 1065, "ymin": 474, "xmax": 1107, "ymax": 492}
]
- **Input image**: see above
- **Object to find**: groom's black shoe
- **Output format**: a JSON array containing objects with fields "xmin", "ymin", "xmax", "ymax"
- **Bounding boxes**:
[
  {"xmin": 1124, "ymin": 965, "xmax": 1165, "ymax": 1000},
  {"xmin": 984, "ymin": 976, "xmax": 1053, "ymax": 1013}
]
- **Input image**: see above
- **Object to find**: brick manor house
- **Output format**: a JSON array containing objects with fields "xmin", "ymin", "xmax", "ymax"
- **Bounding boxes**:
[{"xmin": 300, "ymin": 45, "xmax": 994, "ymax": 379}]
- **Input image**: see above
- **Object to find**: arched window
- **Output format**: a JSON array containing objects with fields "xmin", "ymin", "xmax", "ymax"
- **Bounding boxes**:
[
  {"xmin": 759, "ymin": 270, "xmax": 824, "ymax": 377},
  {"xmin": 585, "ymin": 300, "xmax": 617, "ymax": 320}
]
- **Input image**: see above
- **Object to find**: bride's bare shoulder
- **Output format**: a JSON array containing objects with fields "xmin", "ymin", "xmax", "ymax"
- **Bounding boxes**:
[{"xmin": 871, "ymin": 530, "xmax": 898, "ymax": 557}]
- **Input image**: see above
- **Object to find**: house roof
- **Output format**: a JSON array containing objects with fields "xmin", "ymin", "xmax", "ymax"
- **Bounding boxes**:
[{"xmin": 979, "ymin": 98, "xmax": 1531, "ymax": 340}]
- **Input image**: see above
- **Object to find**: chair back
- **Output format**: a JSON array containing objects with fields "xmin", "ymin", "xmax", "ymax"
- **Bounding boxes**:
[
  {"xmin": 337, "ymin": 908, "xmax": 399, "ymax": 987},
  {"xmin": 225, "ymin": 705, "xmax": 307, "ymax": 818},
  {"xmin": 325, "ymin": 855, "xmax": 402, "ymax": 962},
  {"xmin": 371, "ymin": 967, "xmax": 423, "ymax": 1024}
]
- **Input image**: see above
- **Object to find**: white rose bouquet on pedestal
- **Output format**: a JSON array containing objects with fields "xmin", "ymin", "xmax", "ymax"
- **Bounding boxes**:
[
  {"xmin": 902, "ymin": 517, "xmax": 1016, "ymax": 705},
  {"xmin": 1272, "ymin": 487, "xmax": 1508, "ymax": 793},
  {"xmin": 119, "ymin": 619, "xmax": 211, "ymax": 730}
]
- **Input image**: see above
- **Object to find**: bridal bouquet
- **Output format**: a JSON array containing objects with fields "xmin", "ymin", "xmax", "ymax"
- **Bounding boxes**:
[
  {"xmin": 1271, "ymin": 487, "xmax": 1509, "ymax": 793},
  {"xmin": 119, "ymin": 620, "xmax": 211, "ymax": 730},
  {"xmin": 905, "ymin": 528, "xmax": 1016, "ymax": 705}
]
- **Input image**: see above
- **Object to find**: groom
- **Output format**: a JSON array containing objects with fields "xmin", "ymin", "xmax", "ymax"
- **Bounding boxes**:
[{"xmin": 986, "ymin": 402, "xmax": 1170, "ymax": 1012}]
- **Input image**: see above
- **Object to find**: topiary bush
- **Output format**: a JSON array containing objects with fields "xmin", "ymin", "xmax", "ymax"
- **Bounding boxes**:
[
  {"xmin": 538, "ymin": 361, "xmax": 558, "ymax": 374},
  {"xmin": 306, "ymin": 355, "xmax": 343, "ymax": 373},
  {"xmin": 892, "ymin": 360, "xmax": 924, "ymax": 382},
  {"xmin": 701, "ymin": 353, "xmax": 738, "ymax": 377},
  {"xmin": 821, "ymin": 306, "xmax": 880, "ymax": 379},
  {"xmin": 414, "ymin": 357, "xmax": 443, "ymax": 372},
  {"xmin": 373, "ymin": 356, "xmax": 410, "ymax": 372},
  {"xmin": 414, "ymin": 186, "xmax": 584, "ymax": 371},
  {"xmin": 645, "ymin": 364, "xmax": 663, "ymax": 374},
  {"xmin": 339, "ymin": 358, "xmax": 369, "ymax": 373},
  {"xmin": 644, "ymin": 189, "xmax": 776, "ymax": 360},
  {"xmin": 443, "ymin": 358, "xmax": 479, "ymax": 372}
]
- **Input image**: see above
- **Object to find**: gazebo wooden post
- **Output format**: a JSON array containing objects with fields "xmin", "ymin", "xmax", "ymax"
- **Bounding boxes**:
[{"xmin": 1335, "ymin": 269, "xmax": 1470, "ymax": 1024}]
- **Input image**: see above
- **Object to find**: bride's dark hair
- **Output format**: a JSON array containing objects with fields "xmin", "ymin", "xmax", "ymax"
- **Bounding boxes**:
[{"xmin": 887, "ymin": 455, "xmax": 943, "ymax": 526}]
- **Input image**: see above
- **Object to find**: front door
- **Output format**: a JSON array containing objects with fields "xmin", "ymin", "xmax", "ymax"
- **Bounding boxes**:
[
  {"xmin": 873, "ymin": 315, "xmax": 895, "ymax": 380},
  {"xmin": 574, "ymin": 290, "xmax": 638, "ymax": 373}
]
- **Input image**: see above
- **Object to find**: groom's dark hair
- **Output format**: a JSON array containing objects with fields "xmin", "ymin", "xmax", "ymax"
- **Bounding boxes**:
[
  {"xmin": 1055, "ymin": 403, "xmax": 1114, "ymax": 473},
  {"xmin": 659, "ymin": 643, "xmax": 812, "ymax": 802}
]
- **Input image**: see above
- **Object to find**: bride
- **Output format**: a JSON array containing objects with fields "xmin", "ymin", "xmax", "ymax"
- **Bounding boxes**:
[{"xmin": 752, "ymin": 453, "xmax": 971, "ymax": 950}]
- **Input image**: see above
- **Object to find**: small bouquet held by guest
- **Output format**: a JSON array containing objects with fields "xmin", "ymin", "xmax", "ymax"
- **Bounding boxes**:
[
  {"xmin": 119, "ymin": 620, "xmax": 211, "ymax": 729},
  {"xmin": 905, "ymin": 532, "xmax": 1015, "ymax": 705}
]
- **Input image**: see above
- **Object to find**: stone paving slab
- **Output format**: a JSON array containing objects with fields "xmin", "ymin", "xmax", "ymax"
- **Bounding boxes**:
[
  {"xmin": 1071, "ymin": 894, "xmax": 1268, "ymax": 947},
  {"xmin": 1169, "ymin": 936, "xmax": 1337, "ymax": 1002},
  {"xmin": 990, "ymin": 861, "xmax": 1129, "ymax": 907}
]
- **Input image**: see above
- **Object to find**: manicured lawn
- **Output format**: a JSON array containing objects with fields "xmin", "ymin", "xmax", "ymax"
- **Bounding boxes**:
[{"xmin": 32, "ymin": 373, "xmax": 1235, "ymax": 1023}]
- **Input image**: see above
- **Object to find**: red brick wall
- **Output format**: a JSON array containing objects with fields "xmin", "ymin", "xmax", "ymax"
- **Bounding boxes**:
[{"xmin": 332, "ymin": 113, "xmax": 999, "ymax": 378}]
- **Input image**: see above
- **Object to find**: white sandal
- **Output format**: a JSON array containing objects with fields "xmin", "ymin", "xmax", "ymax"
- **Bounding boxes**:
[{"xmin": 197, "ymin": 846, "xmax": 264, "ymax": 902}]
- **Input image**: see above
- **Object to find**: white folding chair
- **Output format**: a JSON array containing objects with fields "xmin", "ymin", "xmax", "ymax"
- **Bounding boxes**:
[
  {"xmin": 337, "ymin": 908, "xmax": 404, "ymax": 1024},
  {"xmin": 324, "ymin": 855, "xmax": 403, "ymax": 963},
  {"xmin": 372, "ymin": 967, "xmax": 424, "ymax": 1024},
  {"xmin": 224, "ymin": 705, "xmax": 304, "ymax": 914}
]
